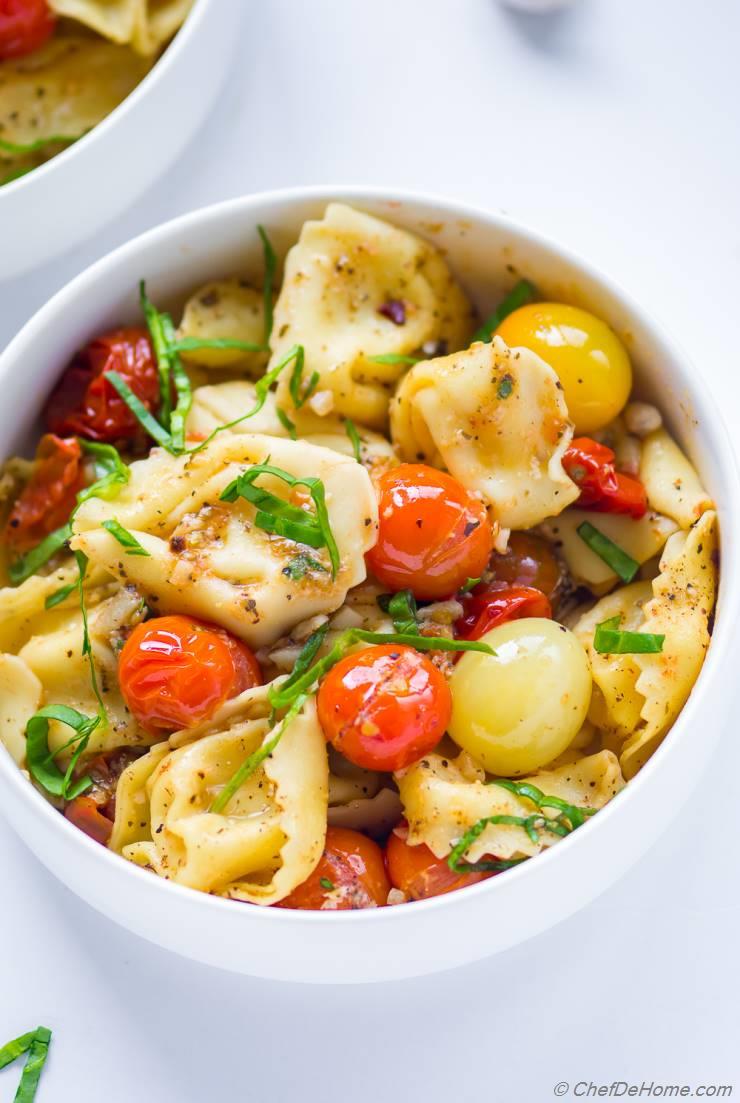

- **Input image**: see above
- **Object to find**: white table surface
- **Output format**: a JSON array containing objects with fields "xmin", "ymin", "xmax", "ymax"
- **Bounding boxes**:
[{"xmin": 2, "ymin": 1, "xmax": 740, "ymax": 1099}]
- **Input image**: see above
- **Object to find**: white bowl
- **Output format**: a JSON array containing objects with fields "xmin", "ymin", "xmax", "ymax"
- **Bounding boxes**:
[
  {"xmin": 0, "ymin": 0, "xmax": 241, "ymax": 279},
  {"xmin": 0, "ymin": 187, "xmax": 736, "ymax": 984}
]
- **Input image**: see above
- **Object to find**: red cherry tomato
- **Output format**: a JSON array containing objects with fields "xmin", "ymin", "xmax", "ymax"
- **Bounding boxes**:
[
  {"xmin": 385, "ymin": 824, "xmax": 490, "ymax": 900},
  {"xmin": 118, "ymin": 615, "xmax": 262, "ymax": 733},
  {"xmin": 456, "ymin": 583, "xmax": 552, "ymax": 641},
  {"xmin": 563, "ymin": 437, "xmax": 647, "ymax": 520},
  {"xmin": 64, "ymin": 796, "xmax": 113, "ymax": 846},
  {"xmin": 4, "ymin": 434, "xmax": 83, "ymax": 553},
  {"xmin": 0, "ymin": 0, "xmax": 55, "ymax": 60},
  {"xmin": 317, "ymin": 643, "xmax": 451, "ymax": 772},
  {"xmin": 487, "ymin": 531, "xmax": 563, "ymax": 601},
  {"xmin": 366, "ymin": 463, "xmax": 493, "ymax": 600},
  {"xmin": 45, "ymin": 328, "xmax": 160, "ymax": 443},
  {"xmin": 277, "ymin": 827, "xmax": 390, "ymax": 910}
]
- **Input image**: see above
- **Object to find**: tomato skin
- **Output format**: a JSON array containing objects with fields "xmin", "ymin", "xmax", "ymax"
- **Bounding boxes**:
[
  {"xmin": 4, "ymin": 434, "xmax": 83, "ymax": 553},
  {"xmin": 0, "ymin": 0, "xmax": 55, "ymax": 60},
  {"xmin": 317, "ymin": 644, "xmax": 451, "ymax": 772},
  {"xmin": 563, "ymin": 437, "xmax": 648, "ymax": 520},
  {"xmin": 277, "ymin": 827, "xmax": 390, "ymax": 910},
  {"xmin": 385, "ymin": 826, "xmax": 490, "ymax": 901},
  {"xmin": 456, "ymin": 583, "xmax": 552, "ymax": 641},
  {"xmin": 45, "ymin": 328, "xmax": 159, "ymax": 443},
  {"xmin": 118, "ymin": 615, "xmax": 262, "ymax": 734},
  {"xmin": 366, "ymin": 463, "xmax": 493, "ymax": 601},
  {"xmin": 487, "ymin": 531, "xmax": 562, "ymax": 601},
  {"xmin": 64, "ymin": 796, "xmax": 113, "ymax": 846}
]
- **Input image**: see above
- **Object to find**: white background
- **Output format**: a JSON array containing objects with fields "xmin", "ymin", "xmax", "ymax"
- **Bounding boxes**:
[{"xmin": 2, "ymin": 1, "xmax": 740, "ymax": 1099}]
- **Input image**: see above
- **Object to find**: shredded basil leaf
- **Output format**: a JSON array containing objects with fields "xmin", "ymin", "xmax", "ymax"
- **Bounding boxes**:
[
  {"xmin": 77, "ymin": 440, "xmax": 129, "ymax": 504},
  {"xmin": 365, "ymin": 353, "xmax": 419, "ymax": 366},
  {"xmin": 139, "ymin": 281, "xmax": 173, "ymax": 428},
  {"xmin": 44, "ymin": 580, "xmax": 78, "ymax": 610},
  {"xmin": 258, "ymin": 224, "xmax": 277, "ymax": 344},
  {"xmin": 220, "ymin": 462, "xmax": 340, "ymax": 578},
  {"xmin": 268, "ymin": 627, "xmax": 494, "ymax": 712},
  {"xmin": 378, "ymin": 590, "xmax": 418, "ymax": 634},
  {"xmin": 210, "ymin": 692, "xmax": 308, "ymax": 814},
  {"xmin": 26, "ymin": 704, "xmax": 98, "ymax": 800},
  {"xmin": 288, "ymin": 345, "xmax": 320, "ymax": 409},
  {"xmin": 497, "ymin": 374, "xmax": 514, "ymax": 399},
  {"xmin": 105, "ymin": 370, "xmax": 173, "ymax": 450},
  {"xmin": 343, "ymin": 418, "xmax": 363, "ymax": 463},
  {"xmin": 101, "ymin": 519, "xmax": 150, "ymax": 556},
  {"xmin": 162, "ymin": 313, "xmax": 191, "ymax": 452},
  {"xmin": 0, "ymin": 133, "xmax": 81, "ymax": 154},
  {"xmin": 73, "ymin": 550, "xmax": 107, "ymax": 723},
  {"xmin": 472, "ymin": 278, "xmax": 536, "ymax": 344},
  {"xmin": 319, "ymin": 877, "xmax": 335, "ymax": 891},
  {"xmin": 14, "ymin": 1027, "xmax": 52, "ymax": 1103},
  {"xmin": 187, "ymin": 344, "xmax": 303, "ymax": 455},
  {"xmin": 0, "ymin": 1032, "xmax": 37, "ymax": 1071},
  {"xmin": 283, "ymin": 552, "xmax": 328, "ymax": 581},
  {"xmin": 460, "ymin": 577, "xmax": 481, "ymax": 594},
  {"xmin": 576, "ymin": 520, "xmax": 639, "ymax": 583},
  {"xmin": 276, "ymin": 407, "xmax": 297, "ymax": 439},
  {"xmin": 8, "ymin": 524, "xmax": 71, "ymax": 585},
  {"xmin": 593, "ymin": 615, "xmax": 664, "ymax": 655},
  {"xmin": 169, "ymin": 336, "xmax": 267, "ymax": 354}
]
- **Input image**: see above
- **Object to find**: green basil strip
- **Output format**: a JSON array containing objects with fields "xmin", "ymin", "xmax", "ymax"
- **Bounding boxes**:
[
  {"xmin": 187, "ymin": 344, "xmax": 303, "ymax": 456},
  {"xmin": 288, "ymin": 345, "xmax": 319, "ymax": 408},
  {"xmin": 0, "ymin": 133, "xmax": 81, "ymax": 154},
  {"xmin": 276, "ymin": 407, "xmax": 297, "ymax": 439},
  {"xmin": 169, "ymin": 337, "xmax": 268, "ymax": 354},
  {"xmin": 221, "ymin": 462, "xmax": 340, "ymax": 577},
  {"xmin": 576, "ymin": 520, "xmax": 640, "ymax": 583},
  {"xmin": 378, "ymin": 590, "xmax": 418, "ymax": 635},
  {"xmin": 319, "ymin": 877, "xmax": 335, "ymax": 891},
  {"xmin": 0, "ymin": 1032, "xmax": 37, "ymax": 1071},
  {"xmin": 101, "ymin": 519, "xmax": 150, "ymax": 556},
  {"xmin": 210, "ymin": 692, "xmax": 308, "ymax": 814},
  {"xmin": 365, "ymin": 353, "xmax": 419, "ymax": 366},
  {"xmin": 343, "ymin": 418, "xmax": 363, "ymax": 463},
  {"xmin": 105, "ymin": 370, "xmax": 173, "ymax": 451},
  {"xmin": 472, "ymin": 278, "xmax": 536, "ymax": 344},
  {"xmin": 77, "ymin": 440, "xmax": 129, "ymax": 504},
  {"xmin": 459, "ymin": 577, "xmax": 481, "ymax": 594},
  {"xmin": 139, "ymin": 281, "xmax": 173, "ymax": 428},
  {"xmin": 258, "ymin": 224, "xmax": 277, "ymax": 344},
  {"xmin": 44, "ymin": 580, "xmax": 78, "ymax": 610},
  {"xmin": 15, "ymin": 1027, "xmax": 52, "ymax": 1103},
  {"xmin": 74, "ymin": 549, "xmax": 107, "ymax": 722},
  {"xmin": 275, "ymin": 624, "xmax": 329, "ymax": 699},
  {"xmin": 161, "ymin": 313, "xmax": 192, "ymax": 452},
  {"xmin": 283, "ymin": 552, "xmax": 328, "ymax": 580},
  {"xmin": 8, "ymin": 524, "xmax": 71, "ymax": 585},
  {"xmin": 268, "ymin": 627, "xmax": 493, "ymax": 712},
  {"xmin": 593, "ymin": 615, "xmax": 664, "ymax": 655},
  {"xmin": 26, "ymin": 704, "xmax": 98, "ymax": 799},
  {"xmin": 493, "ymin": 779, "xmax": 595, "ymax": 831}
]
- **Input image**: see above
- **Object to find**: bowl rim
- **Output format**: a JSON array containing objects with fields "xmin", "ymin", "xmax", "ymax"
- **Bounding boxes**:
[
  {"xmin": 1, "ymin": 183, "xmax": 738, "ymax": 930},
  {"xmin": 0, "ymin": 0, "xmax": 212, "ymax": 196}
]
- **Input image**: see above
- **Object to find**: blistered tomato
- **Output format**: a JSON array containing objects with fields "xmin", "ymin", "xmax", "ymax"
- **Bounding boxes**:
[
  {"xmin": 277, "ymin": 827, "xmax": 390, "ymax": 910},
  {"xmin": 366, "ymin": 463, "xmax": 493, "ymax": 600},
  {"xmin": 317, "ymin": 644, "xmax": 451, "ymax": 772},
  {"xmin": 455, "ymin": 583, "xmax": 552, "ymax": 641},
  {"xmin": 45, "ymin": 328, "xmax": 160, "ymax": 443},
  {"xmin": 118, "ymin": 615, "xmax": 262, "ymax": 733},
  {"xmin": 4, "ymin": 434, "xmax": 83, "ymax": 553},
  {"xmin": 0, "ymin": 0, "xmax": 55, "ymax": 61},
  {"xmin": 385, "ymin": 826, "xmax": 490, "ymax": 901},
  {"xmin": 486, "ymin": 531, "xmax": 563, "ymax": 601},
  {"xmin": 495, "ymin": 303, "xmax": 632, "ymax": 434}
]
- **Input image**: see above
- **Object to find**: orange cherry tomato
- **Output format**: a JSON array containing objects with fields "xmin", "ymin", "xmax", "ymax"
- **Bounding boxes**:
[
  {"xmin": 277, "ymin": 827, "xmax": 390, "ymax": 910},
  {"xmin": 4, "ymin": 434, "xmax": 83, "ymax": 553},
  {"xmin": 64, "ymin": 796, "xmax": 113, "ymax": 846},
  {"xmin": 455, "ymin": 583, "xmax": 552, "ymax": 641},
  {"xmin": 317, "ymin": 644, "xmax": 451, "ymax": 772},
  {"xmin": 366, "ymin": 463, "xmax": 493, "ymax": 600},
  {"xmin": 487, "ymin": 531, "xmax": 563, "ymax": 601},
  {"xmin": 385, "ymin": 825, "xmax": 490, "ymax": 901},
  {"xmin": 45, "ymin": 328, "xmax": 160, "ymax": 443},
  {"xmin": 118, "ymin": 615, "xmax": 262, "ymax": 733},
  {"xmin": 0, "ymin": 0, "xmax": 55, "ymax": 60}
]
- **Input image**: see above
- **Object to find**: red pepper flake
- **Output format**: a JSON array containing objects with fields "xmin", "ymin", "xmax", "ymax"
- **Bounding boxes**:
[{"xmin": 378, "ymin": 299, "xmax": 406, "ymax": 326}]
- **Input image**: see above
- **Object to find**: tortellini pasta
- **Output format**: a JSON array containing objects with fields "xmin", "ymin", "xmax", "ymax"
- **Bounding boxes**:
[
  {"xmin": 639, "ymin": 429, "xmax": 713, "ymax": 530},
  {"xmin": 391, "ymin": 337, "xmax": 579, "ymax": 529},
  {"xmin": 71, "ymin": 433, "xmax": 378, "ymax": 648},
  {"xmin": 269, "ymin": 203, "xmax": 474, "ymax": 428},
  {"xmin": 113, "ymin": 687, "xmax": 328, "ymax": 903},
  {"xmin": 178, "ymin": 279, "xmax": 269, "ymax": 373},
  {"xmin": 397, "ymin": 749, "xmax": 624, "ymax": 862}
]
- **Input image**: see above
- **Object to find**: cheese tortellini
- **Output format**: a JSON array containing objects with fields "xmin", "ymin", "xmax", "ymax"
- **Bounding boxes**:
[
  {"xmin": 391, "ymin": 337, "xmax": 579, "ymax": 529},
  {"xmin": 270, "ymin": 203, "xmax": 474, "ymax": 429}
]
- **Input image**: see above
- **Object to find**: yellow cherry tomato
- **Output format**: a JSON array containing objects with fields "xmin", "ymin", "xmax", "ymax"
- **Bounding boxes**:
[
  {"xmin": 448, "ymin": 618, "xmax": 591, "ymax": 776},
  {"xmin": 495, "ymin": 302, "xmax": 632, "ymax": 434}
]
